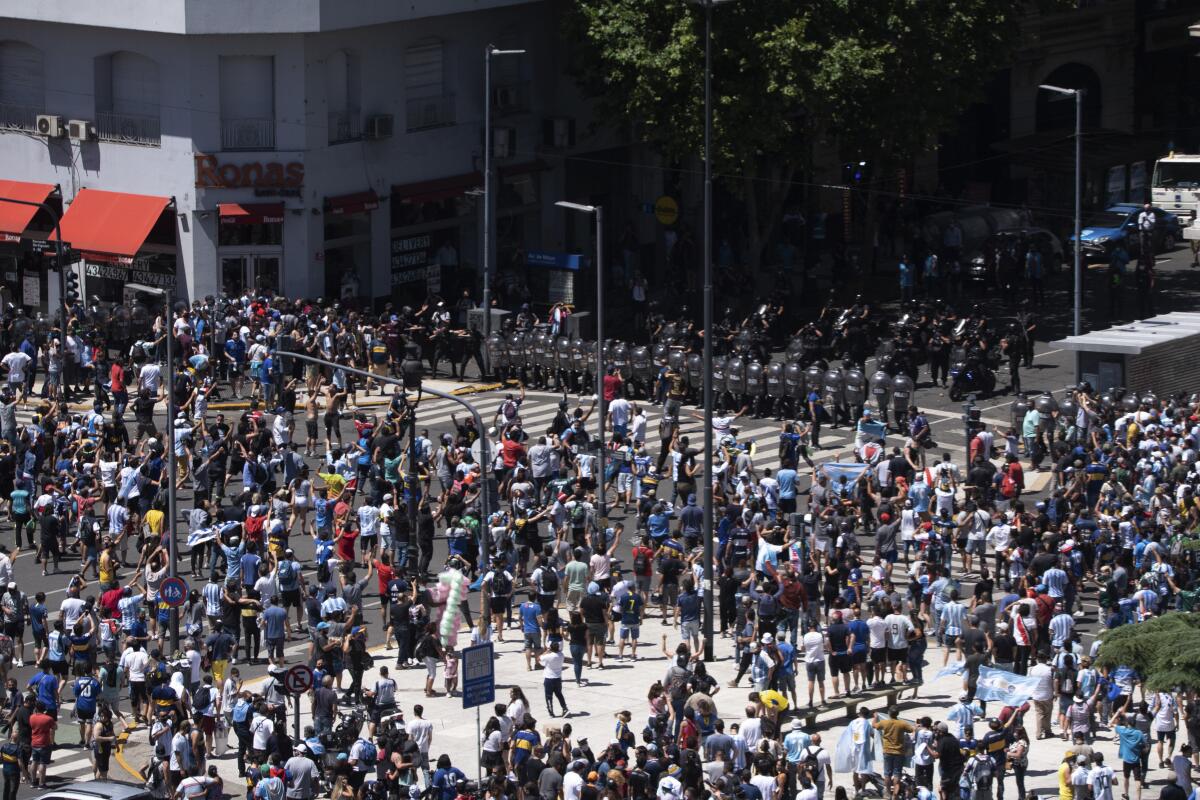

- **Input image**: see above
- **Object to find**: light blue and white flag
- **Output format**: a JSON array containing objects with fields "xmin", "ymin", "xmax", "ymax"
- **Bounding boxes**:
[
  {"xmin": 935, "ymin": 660, "xmax": 966, "ymax": 680},
  {"xmin": 821, "ymin": 463, "xmax": 869, "ymax": 484},
  {"xmin": 186, "ymin": 527, "xmax": 220, "ymax": 548},
  {"xmin": 975, "ymin": 666, "xmax": 1043, "ymax": 705}
]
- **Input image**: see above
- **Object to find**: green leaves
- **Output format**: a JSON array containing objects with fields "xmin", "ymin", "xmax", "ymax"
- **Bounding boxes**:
[{"xmin": 1095, "ymin": 612, "xmax": 1200, "ymax": 693}]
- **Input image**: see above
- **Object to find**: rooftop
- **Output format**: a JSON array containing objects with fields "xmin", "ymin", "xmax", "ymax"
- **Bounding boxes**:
[{"xmin": 1052, "ymin": 312, "xmax": 1200, "ymax": 355}]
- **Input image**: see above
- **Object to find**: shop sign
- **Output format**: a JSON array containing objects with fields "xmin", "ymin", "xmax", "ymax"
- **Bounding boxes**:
[
  {"xmin": 0, "ymin": 233, "xmax": 18, "ymax": 243},
  {"xmin": 195, "ymin": 153, "xmax": 304, "ymax": 190},
  {"xmin": 85, "ymin": 253, "xmax": 177, "ymax": 289},
  {"xmin": 390, "ymin": 234, "xmax": 441, "ymax": 292}
]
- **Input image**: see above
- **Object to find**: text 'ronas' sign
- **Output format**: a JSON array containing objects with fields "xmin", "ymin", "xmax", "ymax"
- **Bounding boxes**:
[{"xmin": 195, "ymin": 154, "xmax": 304, "ymax": 190}]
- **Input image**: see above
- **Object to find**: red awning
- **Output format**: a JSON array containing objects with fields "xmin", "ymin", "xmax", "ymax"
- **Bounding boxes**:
[
  {"xmin": 392, "ymin": 172, "xmax": 483, "ymax": 203},
  {"xmin": 52, "ymin": 188, "xmax": 171, "ymax": 264},
  {"xmin": 326, "ymin": 190, "xmax": 379, "ymax": 216},
  {"xmin": 218, "ymin": 202, "xmax": 284, "ymax": 225},
  {"xmin": 0, "ymin": 180, "xmax": 56, "ymax": 242}
]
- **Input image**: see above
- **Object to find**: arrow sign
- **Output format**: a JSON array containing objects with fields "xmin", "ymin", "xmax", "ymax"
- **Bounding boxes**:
[
  {"xmin": 285, "ymin": 664, "xmax": 315, "ymax": 695},
  {"xmin": 159, "ymin": 576, "xmax": 188, "ymax": 608}
]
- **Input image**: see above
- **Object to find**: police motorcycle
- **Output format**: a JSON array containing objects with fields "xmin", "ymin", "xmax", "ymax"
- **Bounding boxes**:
[{"xmin": 947, "ymin": 341, "xmax": 997, "ymax": 401}]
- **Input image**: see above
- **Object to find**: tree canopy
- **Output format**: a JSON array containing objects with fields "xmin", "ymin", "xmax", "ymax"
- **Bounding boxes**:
[
  {"xmin": 1094, "ymin": 612, "xmax": 1200, "ymax": 694},
  {"xmin": 564, "ymin": 0, "xmax": 1065, "ymax": 265}
]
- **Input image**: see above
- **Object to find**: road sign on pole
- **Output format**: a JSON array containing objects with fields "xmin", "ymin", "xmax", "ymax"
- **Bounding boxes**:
[
  {"xmin": 285, "ymin": 665, "xmax": 315, "ymax": 695},
  {"xmin": 159, "ymin": 576, "xmax": 188, "ymax": 608},
  {"xmin": 461, "ymin": 643, "xmax": 495, "ymax": 708}
]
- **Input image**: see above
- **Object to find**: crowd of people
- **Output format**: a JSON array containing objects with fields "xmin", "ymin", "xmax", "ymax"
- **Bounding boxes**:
[{"xmin": 0, "ymin": 290, "xmax": 1198, "ymax": 800}]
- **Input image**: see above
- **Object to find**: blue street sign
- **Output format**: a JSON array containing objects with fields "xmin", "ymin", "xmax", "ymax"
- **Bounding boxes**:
[
  {"xmin": 461, "ymin": 643, "xmax": 495, "ymax": 709},
  {"xmin": 526, "ymin": 250, "xmax": 582, "ymax": 271},
  {"xmin": 160, "ymin": 576, "xmax": 188, "ymax": 608}
]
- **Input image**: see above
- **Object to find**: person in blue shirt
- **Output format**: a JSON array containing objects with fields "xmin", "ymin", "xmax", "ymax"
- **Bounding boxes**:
[
  {"xmin": 777, "ymin": 460, "xmax": 799, "ymax": 515},
  {"xmin": 261, "ymin": 598, "xmax": 289, "ymax": 668},
  {"xmin": 224, "ymin": 335, "xmax": 247, "ymax": 399},
  {"xmin": 29, "ymin": 593, "xmax": 47, "ymax": 663},
  {"xmin": 430, "ymin": 754, "xmax": 466, "ymax": 800},
  {"xmin": 27, "ymin": 661, "xmax": 59, "ymax": 714},
  {"xmin": 807, "ymin": 390, "xmax": 824, "ymax": 448},
  {"xmin": 73, "ymin": 673, "xmax": 101, "ymax": 744},
  {"xmin": 518, "ymin": 595, "xmax": 544, "ymax": 671},
  {"xmin": 847, "ymin": 609, "xmax": 871, "ymax": 694}
]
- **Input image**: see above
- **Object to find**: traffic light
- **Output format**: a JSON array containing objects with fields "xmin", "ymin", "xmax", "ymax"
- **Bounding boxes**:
[
  {"xmin": 64, "ymin": 266, "xmax": 80, "ymax": 304},
  {"xmin": 401, "ymin": 342, "xmax": 424, "ymax": 391}
]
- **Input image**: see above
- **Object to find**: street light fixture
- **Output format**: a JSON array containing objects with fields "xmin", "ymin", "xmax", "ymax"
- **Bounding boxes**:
[
  {"xmin": 688, "ymin": 0, "xmax": 737, "ymax": 662},
  {"xmin": 555, "ymin": 200, "xmax": 607, "ymax": 526},
  {"xmin": 1039, "ymin": 83, "xmax": 1084, "ymax": 355},
  {"xmin": 483, "ymin": 45, "xmax": 527, "ymax": 375}
]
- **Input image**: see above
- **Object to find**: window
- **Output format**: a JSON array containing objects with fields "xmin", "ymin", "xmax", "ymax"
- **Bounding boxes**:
[
  {"xmin": 220, "ymin": 55, "xmax": 275, "ymax": 150},
  {"xmin": 405, "ymin": 40, "xmax": 454, "ymax": 131},
  {"xmin": 0, "ymin": 41, "xmax": 44, "ymax": 132},
  {"xmin": 95, "ymin": 51, "xmax": 161, "ymax": 146},
  {"xmin": 326, "ymin": 50, "xmax": 361, "ymax": 144}
]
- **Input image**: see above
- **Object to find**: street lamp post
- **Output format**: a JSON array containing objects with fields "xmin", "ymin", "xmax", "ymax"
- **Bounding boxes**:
[
  {"xmin": 555, "ymin": 201, "xmax": 606, "ymax": 525},
  {"xmin": 690, "ymin": 0, "xmax": 736, "ymax": 662},
  {"xmin": 483, "ymin": 45, "xmax": 526, "ymax": 375},
  {"xmin": 1039, "ymin": 84, "xmax": 1084, "ymax": 361}
]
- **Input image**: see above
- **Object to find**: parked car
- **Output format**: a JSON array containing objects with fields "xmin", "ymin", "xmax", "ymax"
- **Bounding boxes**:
[
  {"xmin": 964, "ymin": 227, "xmax": 1064, "ymax": 283},
  {"xmin": 34, "ymin": 782, "xmax": 154, "ymax": 800},
  {"xmin": 1066, "ymin": 204, "xmax": 1182, "ymax": 261}
]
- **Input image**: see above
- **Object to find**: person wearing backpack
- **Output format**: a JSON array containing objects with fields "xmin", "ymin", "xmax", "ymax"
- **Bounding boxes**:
[
  {"xmin": 484, "ymin": 558, "xmax": 514, "ymax": 642},
  {"xmin": 348, "ymin": 734, "xmax": 378, "ymax": 793},
  {"xmin": 1053, "ymin": 645, "xmax": 1080, "ymax": 737}
]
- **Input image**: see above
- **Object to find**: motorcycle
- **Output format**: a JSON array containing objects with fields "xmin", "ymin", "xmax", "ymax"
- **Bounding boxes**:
[{"xmin": 947, "ymin": 360, "xmax": 996, "ymax": 401}]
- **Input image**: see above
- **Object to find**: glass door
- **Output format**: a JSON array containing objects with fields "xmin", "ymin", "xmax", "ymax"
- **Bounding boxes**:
[
  {"xmin": 221, "ymin": 256, "xmax": 247, "ymax": 296},
  {"xmin": 251, "ymin": 255, "xmax": 280, "ymax": 294}
]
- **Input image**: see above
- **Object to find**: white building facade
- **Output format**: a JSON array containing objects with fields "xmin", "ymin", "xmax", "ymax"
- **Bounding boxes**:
[{"xmin": 0, "ymin": 0, "xmax": 624, "ymax": 311}]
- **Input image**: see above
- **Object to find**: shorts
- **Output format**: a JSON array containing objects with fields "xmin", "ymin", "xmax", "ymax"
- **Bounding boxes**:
[
  {"xmin": 424, "ymin": 657, "xmax": 438, "ymax": 679},
  {"xmin": 523, "ymin": 634, "xmax": 541, "ymax": 652},
  {"xmin": 370, "ymin": 703, "xmax": 397, "ymax": 725},
  {"xmin": 806, "ymin": 661, "xmax": 826, "ymax": 681},
  {"xmin": 1157, "ymin": 730, "xmax": 1177, "ymax": 745},
  {"xmin": 681, "ymin": 619, "xmax": 700, "ymax": 641},
  {"xmin": 348, "ymin": 771, "xmax": 367, "ymax": 790},
  {"xmin": 50, "ymin": 660, "xmax": 69, "ymax": 678},
  {"xmin": 620, "ymin": 625, "xmax": 640, "ymax": 641},
  {"xmin": 360, "ymin": 534, "xmax": 377, "ymax": 552},
  {"xmin": 965, "ymin": 539, "xmax": 986, "ymax": 556},
  {"xmin": 281, "ymin": 589, "xmax": 302, "ymax": 608},
  {"xmin": 32, "ymin": 629, "xmax": 48, "ymax": 649},
  {"xmin": 635, "ymin": 575, "xmax": 652, "ymax": 595},
  {"xmin": 888, "ymin": 647, "xmax": 909, "ymax": 664},
  {"xmin": 830, "ymin": 653, "xmax": 851, "ymax": 675},
  {"xmin": 3, "ymin": 622, "xmax": 23, "ymax": 639},
  {"xmin": 850, "ymin": 649, "xmax": 867, "ymax": 666},
  {"xmin": 944, "ymin": 633, "xmax": 960, "ymax": 650},
  {"xmin": 490, "ymin": 596, "xmax": 511, "ymax": 615},
  {"xmin": 130, "ymin": 681, "xmax": 148, "ymax": 705},
  {"xmin": 587, "ymin": 622, "xmax": 607, "ymax": 642},
  {"xmin": 662, "ymin": 583, "xmax": 680, "ymax": 606},
  {"xmin": 31, "ymin": 747, "xmax": 50, "ymax": 765},
  {"xmin": 881, "ymin": 550, "xmax": 897, "ymax": 564},
  {"xmin": 197, "ymin": 715, "xmax": 215, "ymax": 735},
  {"xmin": 617, "ymin": 473, "xmax": 633, "ymax": 493},
  {"xmin": 267, "ymin": 638, "xmax": 284, "ymax": 658},
  {"xmin": 1122, "ymin": 761, "xmax": 1142, "ymax": 781},
  {"xmin": 884, "ymin": 753, "xmax": 905, "ymax": 778},
  {"xmin": 75, "ymin": 707, "xmax": 95, "ymax": 722},
  {"xmin": 306, "ymin": 419, "xmax": 319, "ymax": 439},
  {"xmin": 870, "ymin": 647, "xmax": 888, "ymax": 664}
]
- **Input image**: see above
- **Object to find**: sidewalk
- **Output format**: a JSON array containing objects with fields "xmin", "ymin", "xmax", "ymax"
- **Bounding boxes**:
[{"xmin": 183, "ymin": 624, "xmax": 1163, "ymax": 797}]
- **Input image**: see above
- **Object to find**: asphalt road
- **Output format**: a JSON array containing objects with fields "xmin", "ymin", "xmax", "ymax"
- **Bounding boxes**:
[{"xmin": 13, "ymin": 242, "xmax": 1200, "ymax": 793}]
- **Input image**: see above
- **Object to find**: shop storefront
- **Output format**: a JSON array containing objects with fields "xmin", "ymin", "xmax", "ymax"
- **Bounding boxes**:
[
  {"xmin": 323, "ymin": 190, "xmax": 378, "ymax": 301},
  {"xmin": 388, "ymin": 162, "xmax": 543, "ymax": 306},
  {"xmin": 217, "ymin": 202, "xmax": 284, "ymax": 296},
  {"xmin": 52, "ymin": 188, "xmax": 178, "ymax": 304},
  {"xmin": 0, "ymin": 179, "xmax": 62, "ymax": 315}
]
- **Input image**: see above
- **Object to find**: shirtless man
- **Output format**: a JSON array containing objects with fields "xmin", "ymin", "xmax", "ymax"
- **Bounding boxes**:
[
  {"xmin": 305, "ymin": 381, "xmax": 323, "ymax": 457},
  {"xmin": 323, "ymin": 381, "xmax": 348, "ymax": 452}
]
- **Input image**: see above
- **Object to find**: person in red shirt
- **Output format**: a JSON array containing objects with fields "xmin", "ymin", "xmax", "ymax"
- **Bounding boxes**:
[
  {"xmin": 29, "ymin": 702, "xmax": 55, "ymax": 788},
  {"xmin": 374, "ymin": 552, "xmax": 395, "ymax": 595},
  {"xmin": 602, "ymin": 368, "xmax": 624, "ymax": 403},
  {"xmin": 630, "ymin": 536, "xmax": 656, "ymax": 601},
  {"xmin": 334, "ymin": 524, "xmax": 359, "ymax": 563},
  {"xmin": 109, "ymin": 358, "xmax": 128, "ymax": 418}
]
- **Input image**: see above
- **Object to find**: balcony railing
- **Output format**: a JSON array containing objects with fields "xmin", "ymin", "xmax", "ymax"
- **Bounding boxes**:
[
  {"xmin": 406, "ymin": 94, "xmax": 456, "ymax": 132},
  {"xmin": 491, "ymin": 81, "xmax": 530, "ymax": 117},
  {"xmin": 97, "ymin": 111, "xmax": 161, "ymax": 146},
  {"xmin": 0, "ymin": 103, "xmax": 38, "ymax": 132},
  {"xmin": 221, "ymin": 117, "xmax": 275, "ymax": 151},
  {"xmin": 328, "ymin": 110, "xmax": 361, "ymax": 144}
]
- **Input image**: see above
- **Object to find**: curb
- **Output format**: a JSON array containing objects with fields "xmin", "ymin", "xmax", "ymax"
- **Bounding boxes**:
[
  {"xmin": 114, "ymin": 722, "xmax": 144, "ymax": 783},
  {"xmin": 203, "ymin": 379, "xmax": 516, "ymax": 412}
]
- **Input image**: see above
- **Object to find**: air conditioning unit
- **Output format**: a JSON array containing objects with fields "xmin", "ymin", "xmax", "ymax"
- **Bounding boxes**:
[
  {"xmin": 67, "ymin": 119, "xmax": 93, "ymax": 141},
  {"xmin": 543, "ymin": 117, "xmax": 576, "ymax": 149},
  {"xmin": 365, "ymin": 114, "xmax": 393, "ymax": 139},
  {"xmin": 493, "ymin": 127, "xmax": 515, "ymax": 158},
  {"xmin": 36, "ymin": 115, "xmax": 63, "ymax": 137}
]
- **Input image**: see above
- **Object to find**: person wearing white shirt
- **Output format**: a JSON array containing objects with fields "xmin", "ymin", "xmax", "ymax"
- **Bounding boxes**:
[
  {"xmin": 563, "ymin": 764, "xmax": 585, "ymax": 800},
  {"xmin": 250, "ymin": 710, "xmax": 274, "ymax": 751},
  {"xmin": 539, "ymin": 641, "xmax": 568, "ymax": 717}
]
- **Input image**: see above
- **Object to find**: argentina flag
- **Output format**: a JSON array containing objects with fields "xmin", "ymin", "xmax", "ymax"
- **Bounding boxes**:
[{"xmin": 975, "ymin": 666, "xmax": 1043, "ymax": 705}]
